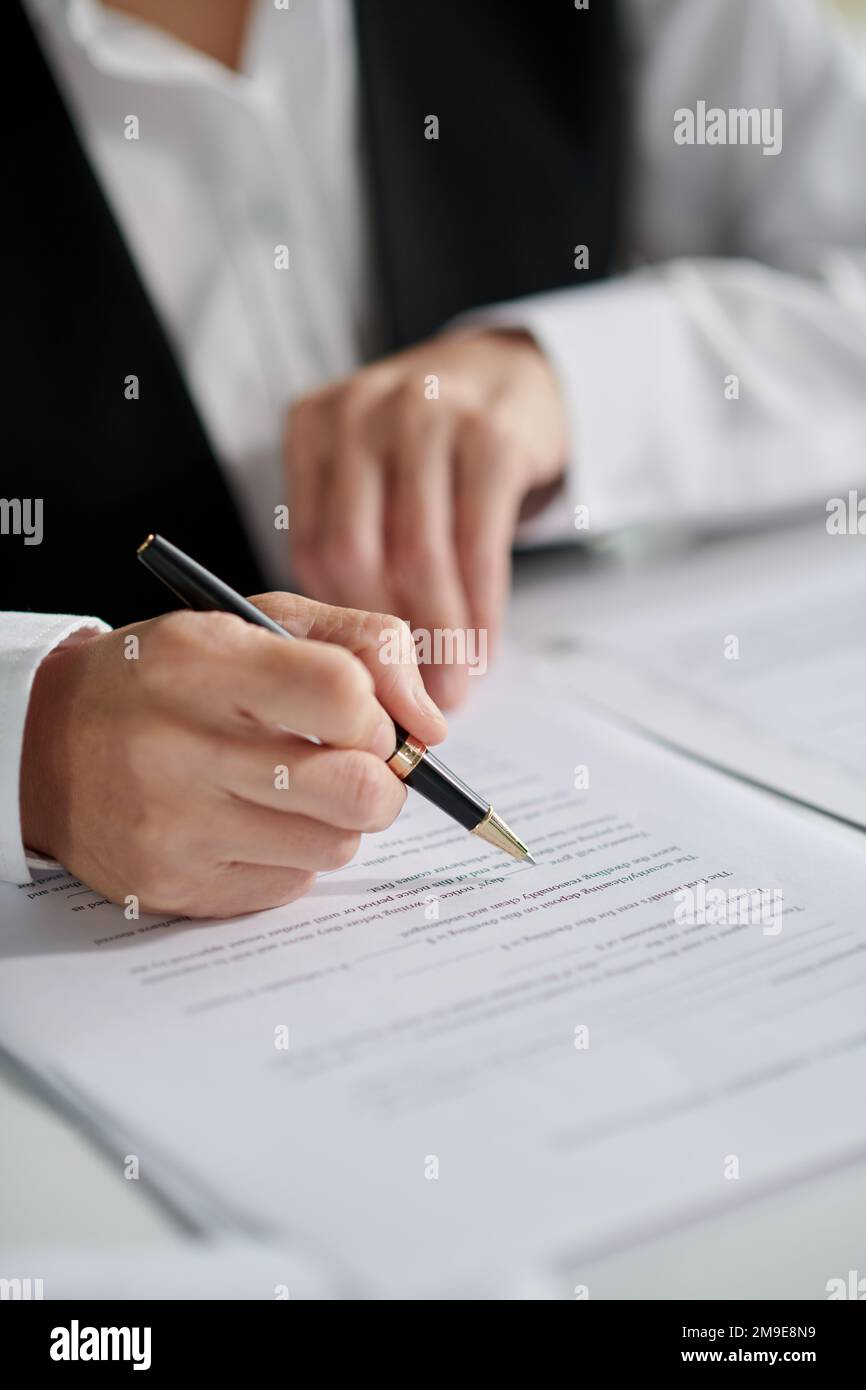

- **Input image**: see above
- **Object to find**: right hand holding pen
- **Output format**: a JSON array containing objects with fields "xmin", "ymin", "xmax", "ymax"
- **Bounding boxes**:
[{"xmin": 19, "ymin": 595, "xmax": 447, "ymax": 918}]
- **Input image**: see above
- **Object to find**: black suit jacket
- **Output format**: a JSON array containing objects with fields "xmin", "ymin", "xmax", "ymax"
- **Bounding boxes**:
[{"xmin": 1, "ymin": 0, "xmax": 624, "ymax": 623}]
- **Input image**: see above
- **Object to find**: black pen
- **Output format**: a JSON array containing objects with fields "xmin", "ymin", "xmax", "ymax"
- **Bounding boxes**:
[{"xmin": 137, "ymin": 534, "xmax": 535, "ymax": 864}]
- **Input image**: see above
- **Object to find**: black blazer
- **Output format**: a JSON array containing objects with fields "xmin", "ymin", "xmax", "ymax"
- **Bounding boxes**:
[{"xmin": 1, "ymin": 0, "xmax": 624, "ymax": 623}]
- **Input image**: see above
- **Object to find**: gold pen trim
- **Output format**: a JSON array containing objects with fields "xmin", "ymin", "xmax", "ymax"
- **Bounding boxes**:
[
  {"xmin": 387, "ymin": 733, "xmax": 427, "ymax": 780},
  {"xmin": 472, "ymin": 806, "xmax": 535, "ymax": 863}
]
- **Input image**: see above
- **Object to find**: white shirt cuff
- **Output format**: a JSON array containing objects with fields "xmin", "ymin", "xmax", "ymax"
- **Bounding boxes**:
[
  {"xmin": 0, "ymin": 614, "xmax": 110, "ymax": 884},
  {"xmin": 492, "ymin": 275, "xmax": 687, "ymax": 537},
  {"xmin": 451, "ymin": 296, "xmax": 597, "ymax": 548},
  {"xmin": 457, "ymin": 276, "xmax": 677, "ymax": 545}
]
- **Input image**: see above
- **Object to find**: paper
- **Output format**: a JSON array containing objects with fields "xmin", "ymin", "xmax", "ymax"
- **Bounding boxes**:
[
  {"xmin": 515, "ymin": 526, "xmax": 866, "ymax": 828},
  {"xmin": 1, "ymin": 661, "xmax": 865, "ymax": 1297},
  {"xmin": 0, "ymin": 1240, "xmax": 333, "ymax": 1301}
]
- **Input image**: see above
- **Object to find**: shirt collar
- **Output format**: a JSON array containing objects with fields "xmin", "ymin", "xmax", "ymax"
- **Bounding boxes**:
[{"xmin": 26, "ymin": 0, "xmax": 252, "ymax": 91}]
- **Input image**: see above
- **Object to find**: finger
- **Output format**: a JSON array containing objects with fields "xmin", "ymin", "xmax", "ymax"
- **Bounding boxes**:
[
  {"xmin": 383, "ymin": 386, "xmax": 472, "ymax": 709},
  {"xmin": 174, "ymin": 865, "xmax": 317, "ymax": 921},
  {"xmin": 212, "ymin": 801, "xmax": 362, "ymax": 873},
  {"xmin": 141, "ymin": 611, "xmax": 395, "ymax": 756},
  {"xmin": 213, "ymin": 737, "xmax": 407, "ymax": 832},
  {"xmin": 318, "ymin": 442, "xmax": 390, "ymax": 612},
  {"xmin": 285, "ymin": 394, "xmax": 330, "ymax": 595},
  {"xmin": 453, "ymin": 415, "xmax": 523, "ymax": 655},
  {"xmin": 313, "ymin": 387, "xmax": 393, "ymax": 613},
  {"xmin": 249, "ymin": 594, "xmax": 448, "ymax": 747}
]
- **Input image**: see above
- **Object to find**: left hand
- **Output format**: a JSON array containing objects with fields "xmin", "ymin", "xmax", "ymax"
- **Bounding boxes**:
[{"xmin": 285, "ymin": 329, "xmax": 567, "ymax": 708}]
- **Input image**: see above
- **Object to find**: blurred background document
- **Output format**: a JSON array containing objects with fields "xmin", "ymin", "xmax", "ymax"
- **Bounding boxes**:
[{"xmin": 516, "ymin": 524, "xmax": 866, "ymax": 830}]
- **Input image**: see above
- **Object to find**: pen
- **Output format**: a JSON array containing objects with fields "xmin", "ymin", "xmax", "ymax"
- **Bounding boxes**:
[{"xmin": 136, "ymin": 534, "xmax": 535, "ymax": 864}]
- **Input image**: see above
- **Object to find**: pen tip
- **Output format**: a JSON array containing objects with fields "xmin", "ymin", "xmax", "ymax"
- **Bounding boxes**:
[
  {"xmin": 472, "ymin": 808, "xmax": 535, "ymax": 864},
  {"xmin": 525, "ymin": 852, "xmax": 537, "ymax": 865}
]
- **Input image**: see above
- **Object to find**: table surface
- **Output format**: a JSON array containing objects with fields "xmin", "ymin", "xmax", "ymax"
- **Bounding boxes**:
[{"xmin": 3, "ymin": 518, "xmax": 864, "ymax": 1299}]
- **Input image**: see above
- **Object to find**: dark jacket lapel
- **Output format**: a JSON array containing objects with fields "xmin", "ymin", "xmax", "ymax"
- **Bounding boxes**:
[
  {"xmin": 353, "ymin": 0, "xmax": 625, "ymax": 349},
  {"xmin": 1, "ymin": 0, "xmax": 265, "ymax": 622}
]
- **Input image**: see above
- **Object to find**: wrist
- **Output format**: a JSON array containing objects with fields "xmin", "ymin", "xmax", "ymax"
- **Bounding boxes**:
[{"xmin": 19, "ymin": 637, "xmax": 92, "ymax": 861}]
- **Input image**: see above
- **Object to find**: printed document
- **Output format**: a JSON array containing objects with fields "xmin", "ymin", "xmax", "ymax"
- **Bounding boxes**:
[{"xmin": 1, "ymin": 664, "xmax": 864, "ymax": 1296}]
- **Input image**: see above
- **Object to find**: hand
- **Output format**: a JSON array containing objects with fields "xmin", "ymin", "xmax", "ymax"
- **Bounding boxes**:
[
  {"xmin": 286, "ymin": 329, "xmax": 567, "ymax": 708},
  {"xmin": 20, "ymin": 596, "xmax": 446, "ymax": 918}
]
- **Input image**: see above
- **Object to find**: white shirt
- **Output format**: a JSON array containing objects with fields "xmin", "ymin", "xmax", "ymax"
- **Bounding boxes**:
[{"xmin": 4, "ymin": 0, "xmax": 866, "ymax": 882}]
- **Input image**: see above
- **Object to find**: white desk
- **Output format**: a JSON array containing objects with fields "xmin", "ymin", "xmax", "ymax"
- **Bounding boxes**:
[{"xmin": 3, "ymin": 519, "xmax": 864, "ymax": 1298}]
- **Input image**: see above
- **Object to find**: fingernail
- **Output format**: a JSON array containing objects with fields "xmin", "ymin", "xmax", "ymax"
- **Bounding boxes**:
[
  {"xmin": 414, "ymin": 683, "xmax": 445, "ymax": 723},
  {"xmin": 435, "ymin": 668, "xmax": 470, "ymax": 710},
  {"xmin": 372, "ymin": 718, "xmax": 398, "ymax": 761}
]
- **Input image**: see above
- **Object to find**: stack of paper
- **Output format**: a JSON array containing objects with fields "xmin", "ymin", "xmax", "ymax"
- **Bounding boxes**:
[
  {"xmin": 1, "ymin": 659, "xmax": 865, "ymax": 1296},
  {"xmin": 515, "ymin": 524, "xmax": 866, "ymax": 828}
]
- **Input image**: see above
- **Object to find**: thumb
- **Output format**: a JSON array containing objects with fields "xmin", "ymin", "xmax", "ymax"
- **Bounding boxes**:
[{"xmin": 248, "ymin": 593, "xmax": 448, "ymax": 749}]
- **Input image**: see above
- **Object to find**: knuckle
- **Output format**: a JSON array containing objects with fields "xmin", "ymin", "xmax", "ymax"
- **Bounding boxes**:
[
  {"xmin": 319, "ymin": 831, "xmax": 361, "ymax": 871},
  {"xmin": 141, "ymin": 873, "xmax": 191, "ymax": 915},
  {"xmin": 150, "ymin": 609, "xmax": 243, "ymax": 666},
  {"xmin": 373, "ymin": 613, "xmax": 413, "ymax": 657},
  {"xmin": 194, "ymin": 867, "xmax": 317, "ymax": 919},
  {"xmin": 145, "ymin": 609, "xmax": 200, "ymax": 663},
  {"xmin": 379, "ymin": 612, "xmax": 410, "ymax": 636},
  {"xmin": 336, "ymin": 380, "xmax": 374, "ymax": 436},
  {"xmin": 336, "ymin": 750, "xmax": 381, "ymax": 813},
  {"xmin": 396, "ymin": 388, "xmax": 432, "ymax": 440},
  {"xmin": 396, "ymin": 538, "xmax": 440, "ymax": 581},
  {"xmin": 461, "ymin": 408, "xmax": 522, "ymax": 475},
  {"xmin": 460, "ymin": 408, "xmax": 505, "ymax": 455},
  {"xmin": 319, "ymin": 530, "xmax": 378, "ymax": 588},
  {"xmin": 243, "ymin": 592, "xmax": 285, "ymax": 625},
  {"xmin": 127, "ymin": 831, "xmax": 188, "ymax": 907},
  {"xmin": 460, "ymin": 405, "xmax": 492, "ymax": 437},
  {"xmin": 321, "ymin": 646, "xmax": 374, "ymax": 711},
  {"xmin": 395, "ymin": 378, "xmax": 422, "ymax": 412},
  {"xmin": 274, "ymin": 869, "xmax": 317, "ymax": 904},
  {"xmin": 193, "ymin": 609, "xmax": 248, "ymax": 649},
  {"xmin": 484, "ymin": 397, "xmax": 513, "ymax": 434},
  {"xmin": 364, "ymin": 780, "xmax": 406, "ymax": 832},
  {"xmin": 338, "ymin": 752, "xmax": 404, "ymax": 829}
]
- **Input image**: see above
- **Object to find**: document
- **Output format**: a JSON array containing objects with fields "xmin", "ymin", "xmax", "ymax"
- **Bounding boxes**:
[
  {"xmin": 0, "ymin": 1240, "xmax": 333, "ymax": 1301},
  {"xmin": 516, "ymin": 525, "xmax": 866, "ymax": 829},
  {"xmin": 1, "ymin": 660, "xmax": 865, "ymax": 1297}
]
